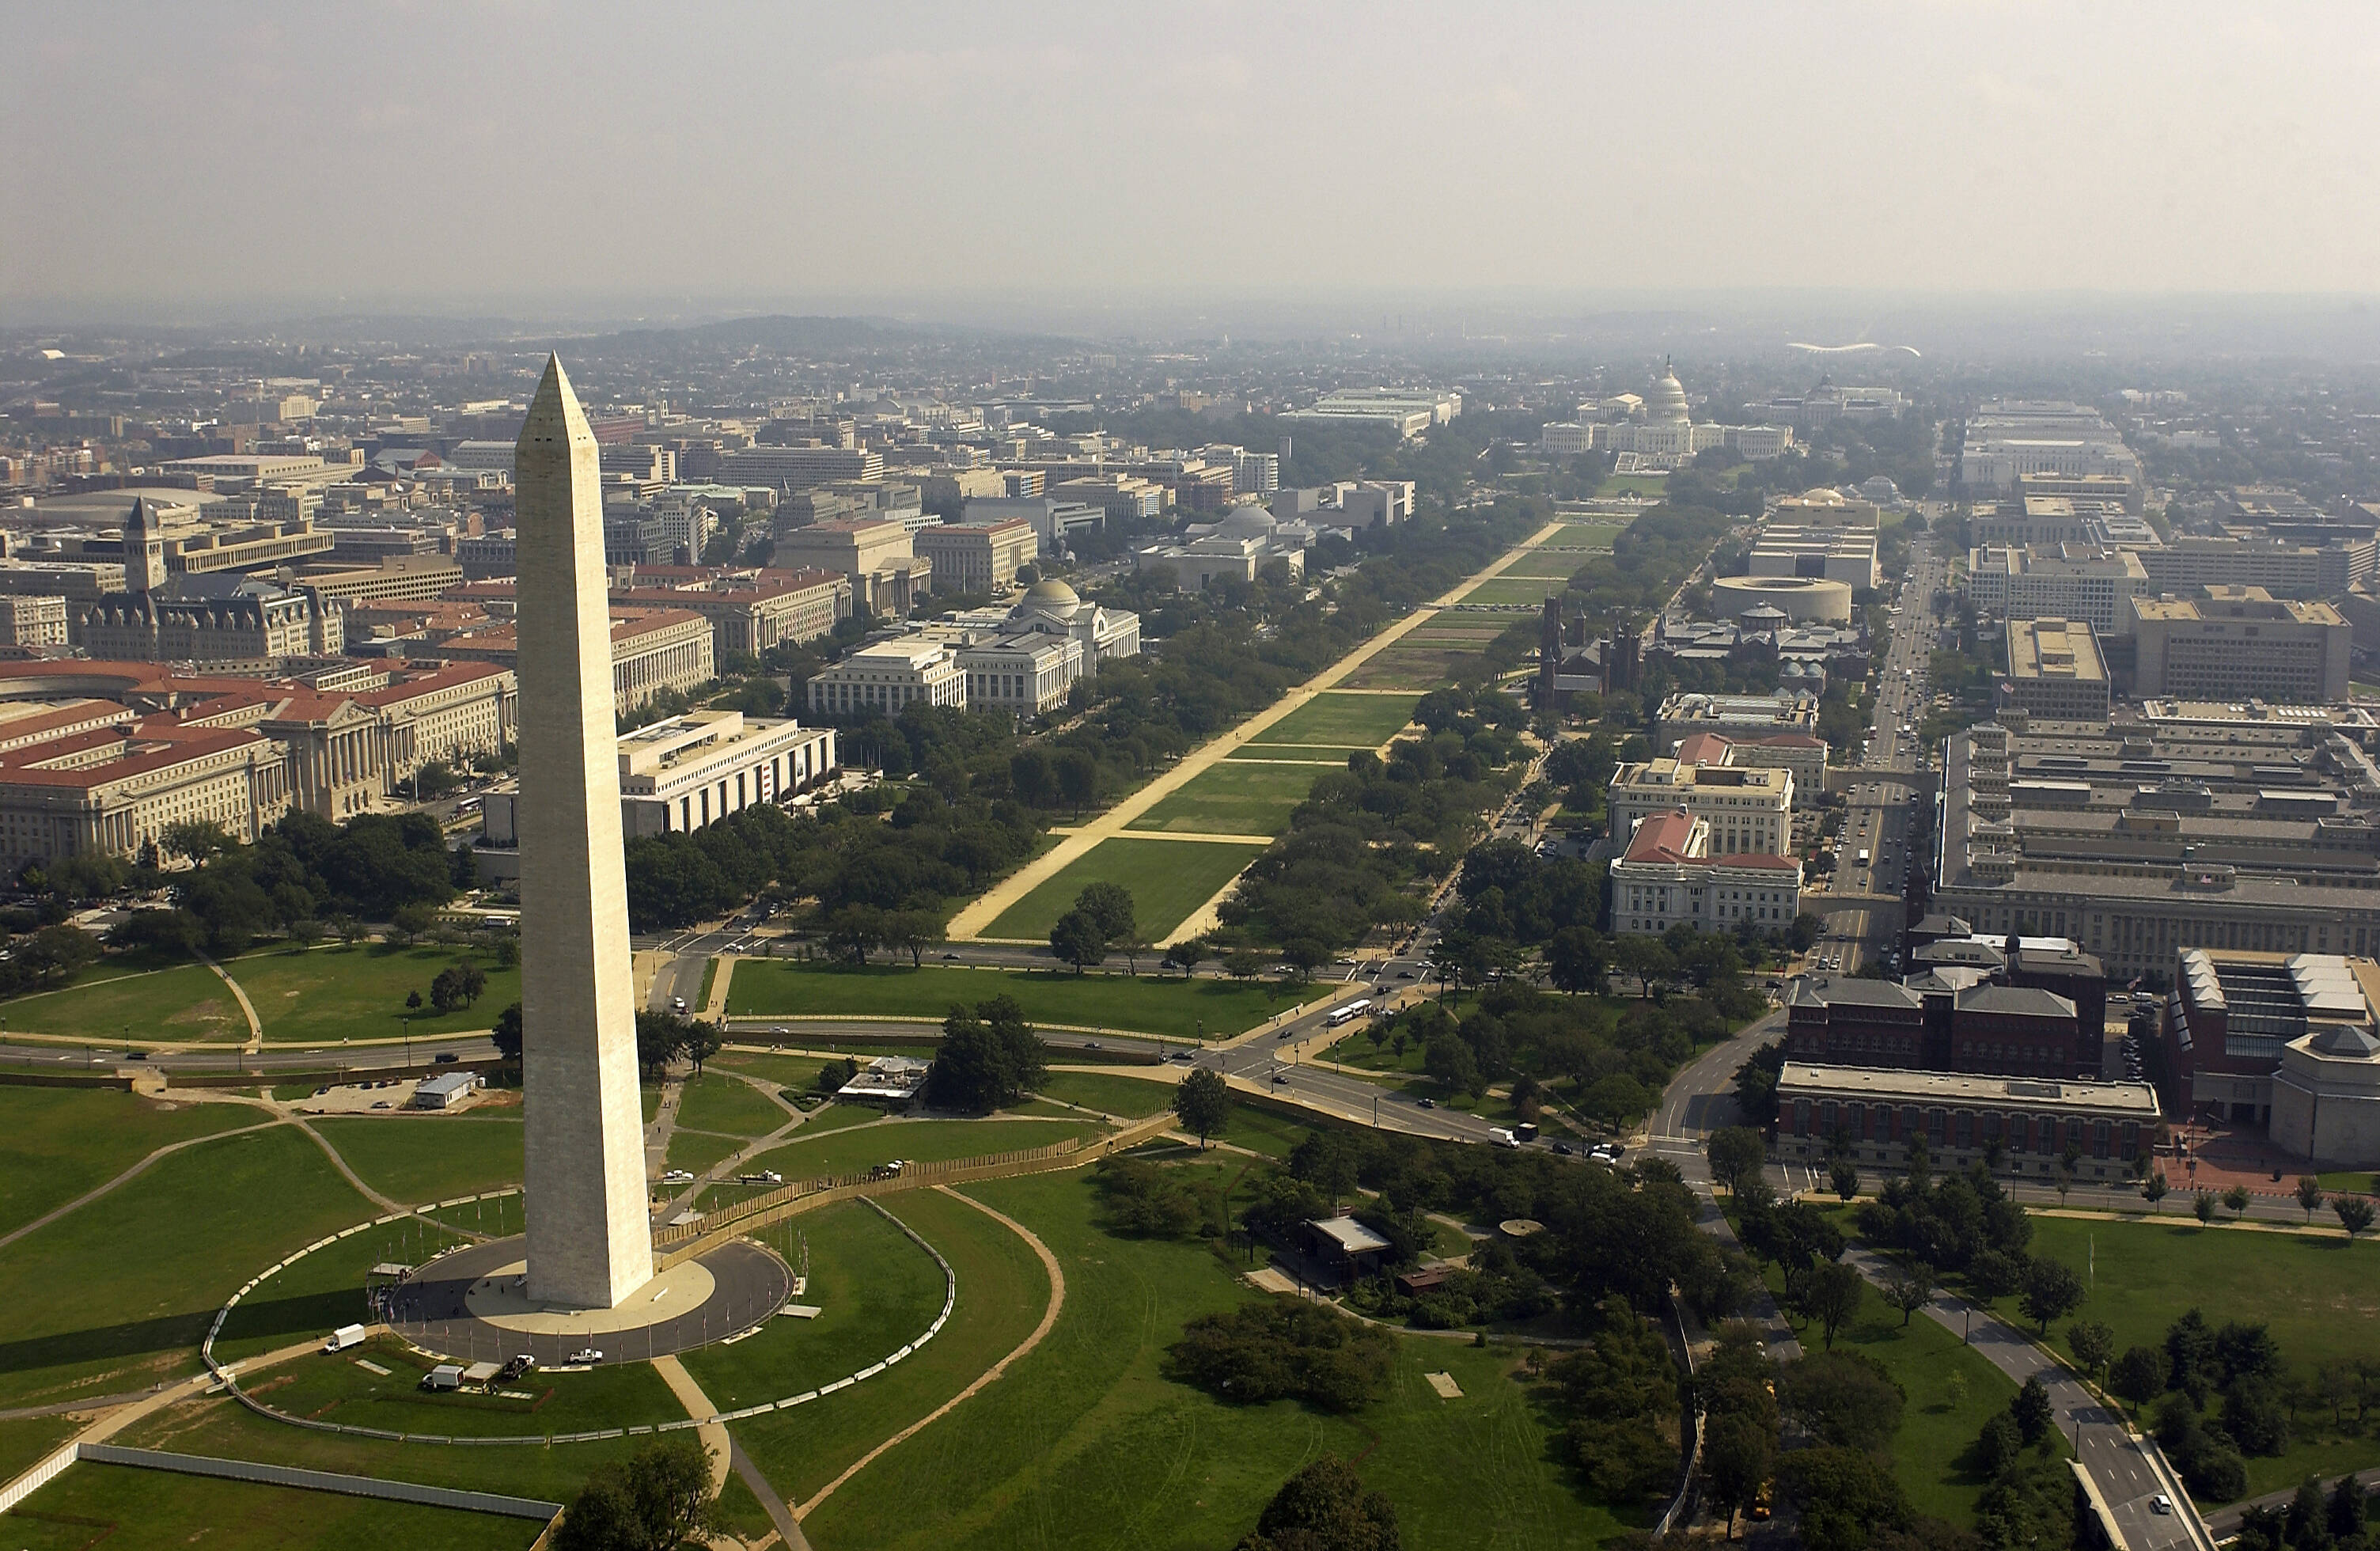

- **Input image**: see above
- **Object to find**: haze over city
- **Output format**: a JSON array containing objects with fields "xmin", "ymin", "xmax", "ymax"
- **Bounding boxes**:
[{"xmin": 7, "ymin": 7, "xmax": 2380, "ymax": 1551}]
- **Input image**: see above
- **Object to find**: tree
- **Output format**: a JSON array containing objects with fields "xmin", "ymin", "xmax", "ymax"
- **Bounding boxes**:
[
  {"xmin": 2194, "ymin": 1190, "xmax": 2219, "ymax": 1227},
  {"xmin": 2011, "ymin": 1374, "xmax": 2055, "ymax": 1445},
  {"xmin": 2018, "ymin": 1256, "xmax": 2086, "ymax": 1334},
  {"xmin": 1798, "ymin": 1261, "xmax": 1865, "ymax": 1351},
  {"xmin": 1829, "ymin": 1159, "xmax": 1859, "ymax": 1202},
  {"xmin": 1223, "ymin": 949, "xmax": 1267, "ymax": 983},
  {"xmin": 1545, "ymin": 925, "xmax": 1606, "ymax": 996},
  {"xmin": 2335, "ymin": 1194, "xmax": 2377, "ymax": 1241},
  {"xmin": 882, "ymin": 909, "xmax": 944, "ymax": 968},
  {"xmin": 391, "ymin": 901, "xmax": 436, "ymax": 944},
  {"xmin": 1881, "ymin": 1265, "xmax": 1935, "ymax": 1327},
  {"xmin": 1054, "ymin": 749, "xmax": 1099, "ymax": 816},
  {"xmin": 1423, "ymin": 1035, "xmax": 1481, "ymax": 1098},
  {"xmin": 552, "ymin": 1436, "xmax": 724, "ymax": 1551},
  {"xmin": 1074, "ymin": 882, "xmax": 1137, "ymax": 949},
  {"xmin": 1167, "ymin": 935, "xmax": 1209, "ymax": 978},
  {"xmin": 925, "ymin": 995, "xmax": 1048, "ymax": 1113},
  {"xmin": 1707, "ymin": 1127, "xmax": 1767, "ymax": 1196},
  {"xmin": 1779, "ymin": 1350, "xmax": 1905, "ymax": 1451},
  {"xmin": 2223, "ymin": 1183, "xmax": 2252, "ymax": 1220},
  {"xmin": 1233, "ymin": 1454, "xmax": 1399, "ymax": 1551},
  {"xmin": 2298, "ymin": 1175, "xmax": 2327, "ymax": 1223},
  {"xmin": 1702, "ymin": 1410, "xmax": 1776, "ymax": 1538},
  {"xmin": 680, "ymin": 1018, "xmax": 725, "ymax": 1074},
  {"xmin": 491, "ymin": 1002, "xmax": 524, "ymax": 1064},
  {"xmin": 635, "ymin": 1010, "xmax": 691, "ymax": 1075},
  {"xmin": 1173, "ymin": 1067, "xmax": 1230, "ymax": 1148},
  {"xmin": 2069, "ymin": 1319, "xmax": 2116, "ymax": 1382},
  {"xmin": 1049, "ymin": 909, "xmax": 1108, "ymax": 975},
  {"xmin": 823, "ymin": 904, "xmax": 883, "ymax": 966},
  {"xmin": 2143, "ymin": 1170, "xmax": 2170, "ymax": 1212}
]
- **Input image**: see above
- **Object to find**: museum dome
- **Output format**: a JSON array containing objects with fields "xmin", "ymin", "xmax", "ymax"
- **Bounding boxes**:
[{"xmin": 1016, "ymin": 577, "xmax": 1082, "ymax": 621}]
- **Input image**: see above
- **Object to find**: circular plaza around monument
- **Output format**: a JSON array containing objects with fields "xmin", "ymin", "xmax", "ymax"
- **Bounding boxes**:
[{"xmin": 381, "ymin": 1234, "xmax": 790, "ymax": 1367}]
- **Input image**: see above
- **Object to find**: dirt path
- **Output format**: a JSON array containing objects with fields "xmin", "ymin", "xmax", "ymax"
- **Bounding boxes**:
[
  {"xmin": 0, "ymin": 1112, "xmax": 283, "ymax": 1254},
  {"xmin": 946, "ymin": 518, "xmax": 1563, "ymax": 941},
  {"xmin": 793, "ymin": 1185, "xmax": 1067, "ymax": 1519},
  {"xmin": 195, "ymin": 949, "xmax": 264, "ymax": 1051}
]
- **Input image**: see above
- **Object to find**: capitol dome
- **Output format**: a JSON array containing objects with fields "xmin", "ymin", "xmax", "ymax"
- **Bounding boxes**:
[{"xmin": 1650, "ymin": 358, "xmax": 1692, "ymax": 423}]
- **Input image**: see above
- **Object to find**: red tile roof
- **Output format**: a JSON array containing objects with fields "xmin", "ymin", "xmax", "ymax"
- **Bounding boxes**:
[{"xmin": 1622, "ymin": 810, "xmax": 1700, "ymax": 865}]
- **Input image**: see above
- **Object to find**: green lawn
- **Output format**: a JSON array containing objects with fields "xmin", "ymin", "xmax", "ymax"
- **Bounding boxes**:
[
  {"xmin": 980, "ymin": 836, "xmax": 1268, "ymax": 943},
  {"xmin": 798, "ymin": 1169, "xmax": 1637, "ymax": 1550},
  {"xmin": 231, "ymin": 1332, "xmax": 684, "ymax": 1437},
  {"xmin": 1549, "ymin": 523, "xmax": 1623, "ymax": 549},
  {"xmin": 1249, "ymin": 692, "xmax": 1419, "ymax": 749},
  {"xmin": 665, "ymin": 1128, "xmax": 748, "ymax": 1177},
  {"xmin": 674, "ymin": 1071, "xmax": 790, "ymax": 1137},
  {"xmin": 1037, "ymin": 1069, "xmax": 1181, "ymax": 1119},
  {"xmin": 680, "ymin": 1200, "xmax": 949, "ymax": 1410},
  {"xmin": 0, "ymin": 1413, "xmax": 78, "ymax": 1482},
  {"xmin": 727, "ymin": 960, "xmax": 1293, "ymax": 1039},
  {"xmin": 311, "ymin": 1114, "xmax": 523, "ymax": 1204},
  {"xmin": 0, "ymin": 1086, "xmax": 259, "ymax": 1238},
  {"xmin": 729, "ymin": 1117, "xmax": 1097, "ymax": 1194},
  {"xmin": 1986, "ymin": 1215, "xmax": 2380, "ymax": 1496},
  {"xmin": 712, "ymin": 1050, "xmax": 836, "ymax": 1094},
  {"xmin": 1502, "ymin": 552, "xmax": 1588, "ymax": 579},
  {"xmin": 1594, "ymin": 474, "xmax": 1669, "ymax": 497},
  {"xmin": 7, "ymin": 960, "xmax": 247, "ymax": 1044},
  {"xmin": 236, "ymin": 944, "xmax": 520, "ymax": 1047},
  {"xmin": 1460, "ymin": 576, "xmax": 1568, "ymax": 607},
  {"xmin": 1127, "ymin": 762, "xmax": 1323, "ymax": 837},
  {"xmin": 1342, "ymin": 645, "xmax": 1480, "ymax": 691},
  {"xmin": 0, "ymin": 1124, "xmax": 374, "ymax": 1409},
  {"xmin": 1223, "ymin": 745, "xmax": 1367, "ymax": 763},
  {"xmin": 9, "ymin": 1463, "xmax": 544, "ymax": 1550},
  {"xmin": 732, "ymin": 1185, "xmax": 1052, "ymax": 1507},
  {"xmin": 1825, "ymin": 1271, "xmax": 2021, "ymax": 1525}
]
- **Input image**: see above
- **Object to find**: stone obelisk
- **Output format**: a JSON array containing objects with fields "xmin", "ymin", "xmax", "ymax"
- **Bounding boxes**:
[{"xmin": 517, "ymin": 355, "xmax": 655, "ymax": 1309}]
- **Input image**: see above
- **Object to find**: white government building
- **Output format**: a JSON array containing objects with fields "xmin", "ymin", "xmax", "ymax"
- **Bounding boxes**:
[{"xmin": 808, "ymin": 578, "xmax": 1139, "ymax": 719}]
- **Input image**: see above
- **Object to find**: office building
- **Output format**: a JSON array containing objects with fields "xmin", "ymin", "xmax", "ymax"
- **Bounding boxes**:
[
  {"xmin": 0, "ymin": 595, "xmax": 70, "ymax": 648},
  {"xmin": 483, "ymin": 709, "xmax": 835, "ymax": 843},
  {"xmin": 713, "ymin": 445, "xmax": 885, "ymax": 487},
  {"xmin": 2133, "ymin": 537, "xmax": 2377, "ymax": 599},
  {"xmin": 771, "ymin": 518, "xmax": 923, "ymax": 616},
  {"xmin": 439, "ymin": 607, "xmax": 713, "ymax": 715},
  {"xmin": 2001, "ymin": 618, "xmax": 2109, "ymax": 722},
  {"xmin": 2167, "ymin": 949, "xmax": 2380, "ymax": 1146},
  {"xmin": 1775, "ymin": 1063, "xmax": 2158, "ymax": 1182},
  {"xmin": 0, "ymin": 719, "xmax": 294, "ymax": 872},
  {"xmin": 1664, "ymin": 728, "xmax": 1828, "ymax": 800},
  {"xmin": 1964, "ymin": 545, "xmax": 2149, "ymax": 635},
  {"xmin": 804, "ymin": 637, "xmax": 964, "ymax": 716},
  {"xmin": 2130, "ymin": 586, "xmax": 2351, "ymax": 705},
  {"xmin": 961, "ymin": 496, "xmax": 1107, "ymax": 553},
  {"xmin": 1749, "ymin": 526, "xmax": 1878, "ymax": 589},
  {"xmin": 1608, "ymin": 757, "xmax": 1793, "ymax": 856},
  {"xmin": 915, "ymin": 518, "xmax": 1037, "ymax": 595},
  {"xmin": 1282, "ymin": 389, "xmax": 1461, "ymax": 438},
  {"xmin": 1959, "ymin": 401, "xmax": 2143, "ymax": 500},
  {"xmin": 1608, "ymin": 809, "xmax": 1802, "ymax": 936},
  {"xmin": 1933, "ymin": 718, "xmax": 2380, "ymax": 984},
  {"xmin": 1654, "ymin": 690, "xmax": 1824, "ymax": 755}
]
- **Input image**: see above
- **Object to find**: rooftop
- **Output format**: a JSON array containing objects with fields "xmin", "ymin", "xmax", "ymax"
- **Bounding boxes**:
[{"xmin": 1778, "ymin": 1062, "xmax": 2162, "ymax": 1117}]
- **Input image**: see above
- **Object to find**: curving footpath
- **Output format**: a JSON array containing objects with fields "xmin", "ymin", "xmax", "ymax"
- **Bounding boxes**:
[{"xmin": 796, "ymin": 1185, "xmax": 1067, "ymax": 1519}]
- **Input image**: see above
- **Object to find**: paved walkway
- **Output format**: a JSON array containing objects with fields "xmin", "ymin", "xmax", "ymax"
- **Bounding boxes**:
[
  {"xmin": 793, "ymin": 1185, "xmax": 1067, "ymax": 1519},
  {"xmin": 946, "ymin": 519, "xmax": 1562, "ymax": 942},
  {"xmin": 195, "ymin": 950, "xmax": 264, "ymax": 1052}
]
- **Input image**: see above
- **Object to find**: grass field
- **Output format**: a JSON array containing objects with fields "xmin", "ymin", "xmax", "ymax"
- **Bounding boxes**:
[
  {"xmin": 0, "ymin": 1086, "xmax": 259, "ymax": 1237},
  {"xmin": 1503, "ymin": 550, "xmax": 1589, "ymax": 578},
  {"xmin": 1036, "ymin": 1068, "xmax": 1180, "ymax": 1118},
  {"xmin": 1980, "ymin": 1215, "xmax": 2380, "ymax": 1496},
  {"xmin": 237, "ymin": 944, "xmax": 520, "ymax": 1046},
  {"xmin": 1340, "ymin": 646, "xmax": 1485, "ymax": 690},
  {"xmin": 1249, "ymin": 692, "xmax": 1418, "ymax": 749},
  {"xmin": 798, "ymin": 1169, "xmax": 1637, "ymax": 1550},
  {"xmin": 10, "ymin": 1462, "xmax": 545, "ymax": 1550},
  {"xmin": 1819, "ymin": 1268, "xmax": 2021, "ymax": 1524},
  {"xmin": 1594, "ymin": 473, "xmax": 1669, "ymax": 497},
  {"xmin": 673, "ymin": 1071, "xmax": 790, "ymax": 1137},
  {"xmin": 727, "ymin": 960, "xmax": 1294, "ymax": 1039},
  {"xmin": 0, "ymin": 1413, "xmax": 78, "ymax": 1482},
  {"xmin": 239, "ymin": 1331, "xmax": 685, "ymax": 1437},
  {"xmin": 681, "ymin": 1199, "xmax": 948, "ymax": 1411},
  {"xmin": 733, "ymin": 1185, "xmax": 1051, "ymax": 1507},
  {"xmin": 0, "ymin": 1124, "xmax": 373, "ymax": 1409},
  {"xmin": 7, "ymin": 960, "xmax": 247, "ymax": 1044},
  {"xmin": 665, "ymin": 1128, "xmax": 748, "ymax": 1177},
  {"xmin": 980, "ymin": 836, "xmax": 1268, "ymax": 943},
  {"xmin": 1460, "ymin": 575, "xmax": 1568, "ymax": 607},
  {"xmin": 711, "ymin": 1050, "xmax": 835, "ymax": 1093},
  {"xmin": 311, "ymin": 1114, "xmax": 523, "ymax": 1204},
  {"xmin": 1222, "ymin": 746, "xmax": 1363, "ymax": 764},
  {"xmin": 1127, "ymin": 761, "xmax": 1321, "ymax": 836},
  {"xmin": 1548, "ymin": 523, "xmax": 1623, "ymax": 549},
  {"xmin": 728, "ymin": 1117, "xmax": 1097, "ymax": 1196}
]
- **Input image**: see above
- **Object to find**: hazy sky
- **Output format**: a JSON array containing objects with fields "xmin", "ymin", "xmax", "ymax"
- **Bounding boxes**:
[{"xmin": 6, "ymin": 1, "xmax": 2376, "ymax": 320}]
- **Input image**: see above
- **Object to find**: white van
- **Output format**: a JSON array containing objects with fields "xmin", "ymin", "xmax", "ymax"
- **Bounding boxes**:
[
  {"xmin": 1488, "ymin": 1128, "xmax": 1519, "ymax": 1149},
  {"xmin": 324, "ymin": 1324, "xmax": 369, "ymax": 1353}
]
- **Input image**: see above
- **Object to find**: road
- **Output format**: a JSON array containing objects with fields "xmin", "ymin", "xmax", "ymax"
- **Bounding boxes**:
[
  {"xmin": 1647, "ymin": 987, "xmax": 2213, "ymax": 1549},
  {"xmin": 1804, "ymin": 530, "xmax": 1945, "ymax": 977}
]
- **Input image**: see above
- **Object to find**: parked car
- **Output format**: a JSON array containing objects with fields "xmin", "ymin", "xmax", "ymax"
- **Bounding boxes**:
[{"xmin": 569, "ymin": 1349, "xmax": 604, "ymax": 1366}]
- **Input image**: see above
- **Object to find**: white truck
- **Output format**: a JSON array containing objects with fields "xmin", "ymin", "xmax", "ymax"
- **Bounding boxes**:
[
  {"xmin": 1488, "ymin": 1127, "xmax": 1520, "ymax": 1149},
  {"xmin": 324, "ymin": 1324, "xmax": 369, "ymax": 1353}
]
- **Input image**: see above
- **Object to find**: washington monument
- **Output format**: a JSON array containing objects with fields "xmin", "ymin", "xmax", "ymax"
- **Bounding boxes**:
[{"xmin": 515, "ymin": 355, "xmax": 655, "ymax": 1309}]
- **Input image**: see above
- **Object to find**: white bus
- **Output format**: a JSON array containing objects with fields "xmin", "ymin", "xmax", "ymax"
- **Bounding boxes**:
[{"xmin": 1325, "ymin": 999, "xmax": 1373, "ymax": 1027}]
